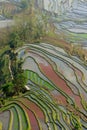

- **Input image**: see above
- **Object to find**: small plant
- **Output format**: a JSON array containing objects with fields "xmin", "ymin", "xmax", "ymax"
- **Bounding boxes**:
[
  {"xmin": 73, "ymin": 117, "xmax": 82, "ymax": 130},
  {"xmin": 73, "ymin": 122, "xmax": 82, "ymax": 130}
]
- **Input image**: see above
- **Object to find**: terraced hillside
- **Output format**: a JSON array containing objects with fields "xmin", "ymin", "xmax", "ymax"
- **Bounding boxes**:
[{"xmin": 0, "ymin": 43, "xmax": 87, "ymax": 130}]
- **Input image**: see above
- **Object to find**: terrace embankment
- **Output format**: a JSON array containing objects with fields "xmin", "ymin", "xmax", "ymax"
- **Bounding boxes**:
[{"xmin": 0, "ymin": 43, "xmax": 87, "ymax": 130}]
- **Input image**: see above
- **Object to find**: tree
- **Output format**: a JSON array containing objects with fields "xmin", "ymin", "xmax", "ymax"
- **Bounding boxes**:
[
  {"xmin": 9, "ymin": 32, "xmax": 20, "ymax": 49},
  {"xmin": 73, "ymin": 123, "xmax": 82, "ymax": 130},
  {"xmin": 2, "ymin": 82, "xmax": 14, "ymax": 97},
  {"xmin": 1, "ymin": 66, "xmax": 27, "ymax": 97},
  {"xmin": 13, "ymin": 72, "xmax": 27, "ymax": 95},
  {"xmin": 20, "ymin": 0, "xmax": 31, "ymax": 9},
  {"xmin": 13, "ymin": 7, "xmax": 49, "ymax": 43}
]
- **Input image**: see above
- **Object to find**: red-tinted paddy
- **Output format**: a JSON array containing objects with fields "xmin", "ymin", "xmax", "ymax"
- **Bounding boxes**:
[
  {"xmin": 40, "ymin": 63, "xmax": 83, "ymax": 109},
  {"xmin": 19, "ymin": 98, "xmax": 45, "ymax": 120},
  {"xmin": 50, "ymin": 90, "xmax": 67, "ymax": 105},
  {"xmin": 16, "ymin": 102, "xmax": 40, "ymax": 130},
  {"xmin": 24, "ymin": 50, "xmax": 84, "ymax": 111}
]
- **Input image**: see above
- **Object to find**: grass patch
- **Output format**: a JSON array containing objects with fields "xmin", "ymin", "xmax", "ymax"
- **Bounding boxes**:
[{"xmin": 24, "ymin": 70, "xmax": 54, "ymax": 90}]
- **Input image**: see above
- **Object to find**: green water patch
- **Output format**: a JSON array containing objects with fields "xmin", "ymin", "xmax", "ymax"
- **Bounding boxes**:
[
  {"xmin": 24, "ymin": 60, "xmax": 74, "ymax": 106},
  {"xmin": 69, "ymin": 32, "xmax": 87, "ymax": 39},
  {"xmin": 10, "ymin": 107, "xmax": 19, "ymax": 130},
  {"xmin": 14, "ymin": 104, "xmax": 28, "ymax": 130},
  {"xmin": 24, "ymin": 70, "xmax": 54, "ymax": 90}
]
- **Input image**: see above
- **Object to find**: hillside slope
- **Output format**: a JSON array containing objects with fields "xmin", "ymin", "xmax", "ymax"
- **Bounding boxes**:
[{"xmin": 0, "ymin": 43, "xmax": 87, "ymax": 130}]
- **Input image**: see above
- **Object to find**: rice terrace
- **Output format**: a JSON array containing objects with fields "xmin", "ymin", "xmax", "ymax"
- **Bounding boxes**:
[{"xmin": 0, "ymin": 0, "xmax": 87, "ymax": 130}]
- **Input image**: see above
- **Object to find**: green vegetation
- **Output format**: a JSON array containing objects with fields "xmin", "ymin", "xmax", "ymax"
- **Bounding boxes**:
[
  {"xmin": 0, "ymin": 5, "xmax": 52, "ymax": 102},
  {"xmin": 72, "ymin": 115, "xmax": 82, "ymax": 130},
  {"xmin": 11, "ymin": 107, "xmax": 19, "ymax": 130},
  {"xmin": 2, "ymin": 70, "xmax": 27, "ymax": 97},
  {"xmin": 0, "ymin": 41, "xmax": 28, "ymax": 100},
  {"xmin": 13, "ymin": 9, "xmax": 50, "ymax": 43},
  {"xmin": 25, "ymin": 70, "xmax": 54, "ymax": 90},
  {"xmin": 0, "ymin": 3, "xmax": 87, "ymax": 130}
]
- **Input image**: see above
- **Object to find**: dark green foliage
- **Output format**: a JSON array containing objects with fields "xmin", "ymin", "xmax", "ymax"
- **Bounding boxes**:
[
  {"xmin": 0, "ymin": 5, "xmax": 50, "ymax": 100},
  {"xmin": 73, "ymin": 123, "xmax": 81, "ymax": 130},
  {"xmin": 0, "ymin": 99, "xmax": 4, "ymax": 108},
  {"xmin": 0, "ymin": 47, "xmax": 27, "ymax": 98},
  {"xmin": 9, "ymin": 32, "xmax": 20, "ymax": 49},
  {"xmin": 1, "ymin": 67, "xmax": 27, "ymax": 97},
  {"xmin": 20, "ymin": 0, "xmax": 28, "ymax": 9},
  {"xmin": 13, "ymin": 72, "xmax": 27, "ymax": 95},
  {"xmin": 2, "ymin": 82, "xmax": 14, "ymax": 97},
  {"xmin": 0, "ymin": 55, "xmax": 11, "ymax": 86}
]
